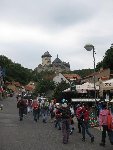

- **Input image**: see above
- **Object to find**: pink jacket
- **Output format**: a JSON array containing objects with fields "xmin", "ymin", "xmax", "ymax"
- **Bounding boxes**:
[{"xmin": 99, "ymin": 109, "xmax": 109, "ymax": 126}]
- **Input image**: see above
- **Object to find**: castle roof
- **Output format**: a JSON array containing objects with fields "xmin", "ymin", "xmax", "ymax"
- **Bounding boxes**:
[
  {"xmin": 52, "ymin": 55, "xmax": 62, "ymax": 64},
  {"xmin": 42, "ymin": 51, "xmax": 52, "ymax": 58}
]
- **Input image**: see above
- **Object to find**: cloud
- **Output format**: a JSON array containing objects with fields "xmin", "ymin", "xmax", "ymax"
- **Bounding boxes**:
[{"xmin": 0, "ymin": 0, "xmax": 113, "ymax": 71}]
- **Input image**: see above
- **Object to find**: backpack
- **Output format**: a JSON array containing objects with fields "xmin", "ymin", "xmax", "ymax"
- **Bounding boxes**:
[
  {"xmin": 108, "ymin": 113, "xmax": 113, "ymax": 145},
  {"xmin": 17, "ymin": 100, "xmax": 25, "ymax": 108},
  {"xmin": 107, "ymin": 113, "xmax": 113, "ymax": 130}
]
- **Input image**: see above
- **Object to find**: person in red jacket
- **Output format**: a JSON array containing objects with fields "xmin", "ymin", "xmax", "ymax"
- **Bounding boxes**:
[
  {"xmin": 80, "ymin": 104, "xmax": 94, "ymax": 143},
  {"xmin": 32, "ymin": 100, "xmax": 40, "ymax": 122},
  {"xmin": 54, "ymin": 103, "xmax": 61, "ymax": 130},
  {"xmin": 99, "ymin": 103, "xmax": 109, "ymax": 146},
  {"xmin": 76, "ymin": 103, "xmax": 82, "ymax": 133}
]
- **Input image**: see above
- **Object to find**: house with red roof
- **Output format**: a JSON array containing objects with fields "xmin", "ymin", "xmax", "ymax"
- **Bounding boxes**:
[
  {"xmin": 81, "ymin": 68, "xmax": 113, "ymax": 84},
  {"xmin": 53, "ymin": 73, "xmax": 81, "ymax": 84}
]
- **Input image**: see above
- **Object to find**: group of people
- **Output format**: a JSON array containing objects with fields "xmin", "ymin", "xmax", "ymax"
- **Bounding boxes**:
[
  {"xmin": 75, "ymin": 102, "xmax": 113, "ymax": 146},
  {"xmin": 16, "ymin": 96, "xmax": 113, "ymax": 146},
  {"xmin": 17, "ymin": 96, "xmax": 49, "ymax": 123},
  {"xmin": 52, "ymin": 102, "xmax": 94, "ymax": 144}
]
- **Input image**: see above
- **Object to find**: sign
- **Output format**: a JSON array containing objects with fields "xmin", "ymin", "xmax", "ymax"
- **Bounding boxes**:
[{"xmin": 103, "ymin": 79, "xmax": 113, "ymax": 90}]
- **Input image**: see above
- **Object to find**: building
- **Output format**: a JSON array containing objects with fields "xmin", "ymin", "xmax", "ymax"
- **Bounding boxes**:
[
  {"xmin": 81, "ymin": 68, "xmax": 113, "ymax": 84},
  {"xmin": 53, "ymin": 73, "xmax": 81, "ymax": 84},
  {"xmin": 36, "ymin": 51, "xmax": 70, "ymax": 73}
]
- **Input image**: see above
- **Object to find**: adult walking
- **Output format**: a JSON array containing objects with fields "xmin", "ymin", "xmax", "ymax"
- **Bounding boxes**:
[
  {"xmin": 99, "ymin": 102, "xmax": 110, "ymax": 146},
  {"xmin": 54, "ymin": 103, "xmax": 61, "ymax": 130},
  {"xmin": 41, "ymin": 102, "xmax": 48, "ymax": 123},
  {"xmin": 32, "ymin": 100, "xmax": 40, "ymax": 122},
  {"xmin": 80, "ymin": 104, "xmax": 94, "ymax": 143},
  {"xmin": 17, "ymin": 98, "xmax": 27, "ymax": 121},
  {"xmin": 60, "ymin": 103, "xmax": 71, "ymax": 144},
  {"xmin": 76, "ymin": 104, "xmax": 82, "ymax": 133}
]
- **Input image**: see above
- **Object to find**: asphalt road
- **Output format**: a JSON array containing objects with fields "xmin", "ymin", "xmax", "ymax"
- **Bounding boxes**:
[{"xmin": 0, "ymin": 96, "xmax": 113, "ymax": 150}]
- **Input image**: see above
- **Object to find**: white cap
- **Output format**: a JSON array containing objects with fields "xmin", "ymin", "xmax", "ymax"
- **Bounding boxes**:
[
  {"xmin": 56, "ymin": 103, "xmax": 60, "ymax": 106},
  {"xmin": 62, "ymin": 103, "xmax": 67, "ymax": 108}
]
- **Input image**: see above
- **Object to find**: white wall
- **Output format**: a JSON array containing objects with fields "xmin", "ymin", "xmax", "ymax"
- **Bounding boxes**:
[{"xmin": 53, "ymin": 73, "xmax": 69, "ymax": 84}]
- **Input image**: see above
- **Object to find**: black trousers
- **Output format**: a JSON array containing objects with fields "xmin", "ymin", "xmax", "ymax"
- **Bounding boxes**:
[
  {"xmin": 101, "ymin": 125, "xmax": 109, "ymax": 144},
  {"xmin": 33, "ymin": 109, "xmax": 40, "ymax": 120},
  {"xmin": 19, "ymin": 108, "xmax": 24, "ymax": 120},
  {"xmin": 77, "ymin": 118, "xmax": 82, "ymax": 133}
]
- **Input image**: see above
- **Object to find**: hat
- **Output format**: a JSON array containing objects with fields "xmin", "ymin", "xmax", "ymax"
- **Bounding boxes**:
[
  {"xmin": 62, "ymin": 103, "xmax": 67, "ymax": 108},
  {"xmin": 62, "ymin": 99, "xmax": 65, "ymax": 103},
  {"xmin": 56, "ymin": 103, "xmax": 60, "ymax": 106}
]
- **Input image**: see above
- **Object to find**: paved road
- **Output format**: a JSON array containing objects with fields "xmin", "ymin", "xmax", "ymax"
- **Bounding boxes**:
[{"xmin": 0, "ymin": 96, "xmax": 113, "ymax": 150}]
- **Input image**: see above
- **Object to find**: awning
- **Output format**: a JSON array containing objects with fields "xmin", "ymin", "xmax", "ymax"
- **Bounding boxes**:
[
  {"xmin": 71, "ymin": 98, "xmax": 100, "ymax": 102},
  {"xmin": 76, "ymin": 82, "xmax": 99, "ymax": 91},
  {"xmin": 110, "ymin": 99, "xmax": 113, "ymax": 102}
]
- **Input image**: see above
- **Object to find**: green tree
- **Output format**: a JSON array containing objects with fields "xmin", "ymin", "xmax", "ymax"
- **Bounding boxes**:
[
  {"xmin": 34, "ymin": 79, "xmax": 55, "ymax": 96},
  {"xmin": 53, "ymin": 81, "xmax": 70, "ymax": 100},
  {"xmin": 96, "ymin": 46, "xmax": 113, "ymax": 71},
  {"xmin": 0, "ymin": 55, "xmax": 33, "ymax": 85},
  {"xmin": 103, "ymin": 47, "xmax": 113, "ymax": 69},
  {"xmin": 96, "ymin": 61, "xmax": 103, "ymax": 71}
]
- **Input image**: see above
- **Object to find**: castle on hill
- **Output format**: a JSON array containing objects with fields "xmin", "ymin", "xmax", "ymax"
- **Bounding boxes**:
[{"xmin": 35, "ymin": 51, "xmax": 70, "ymax": 73}]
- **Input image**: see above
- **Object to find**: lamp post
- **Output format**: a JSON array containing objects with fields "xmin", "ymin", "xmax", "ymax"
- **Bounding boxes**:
[{"xmin": 84, "ymin": 44, "xmax": 96, "ymax": 104}]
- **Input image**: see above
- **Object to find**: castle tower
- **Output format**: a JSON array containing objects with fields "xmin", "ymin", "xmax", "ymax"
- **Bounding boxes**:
[{"xmin": 41, "ymin": 51, "xmax": 52, "ymax": 66}]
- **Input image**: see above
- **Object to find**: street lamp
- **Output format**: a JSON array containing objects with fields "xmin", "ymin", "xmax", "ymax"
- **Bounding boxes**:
[{"xmin": 84, "ymin": 44, "xmax": 96, "ymax": 103}]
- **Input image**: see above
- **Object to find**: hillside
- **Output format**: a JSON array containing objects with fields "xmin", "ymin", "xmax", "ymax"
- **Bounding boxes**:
[{"xmin": 0, "ymin": 55, "xmax": 32, "ymax": 85}]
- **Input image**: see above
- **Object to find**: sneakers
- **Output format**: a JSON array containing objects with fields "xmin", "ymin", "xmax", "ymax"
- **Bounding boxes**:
[
  {"xmin": 72, "ymin": 127, "xmax": 75, "ymax": 130},
  {"xmin": 82, "ymin": 138, "xmax": 85, "ymax": 142},
  {"xmin": 99, "ymin": 142, "xmax": 105, "ymax": 146},
  {"xmin": 34, "ymin": 119, "xmax": 37, "ymax": 122},
  {"xmin": 91, "ymin": 136, "xmax": 94, "ymax": 143},
  {"xmin": 70, "ymin": 130, "xmax": 73, "ymax": 135},
  {"xmin": 20, "ymin": 118, "xmax": 23, "ymax": 121},
  {"xmin": 43, "ymin": 119, "xmax": 47, "ymax": 123},
  {"xmin": 58, "ymin": 127, "xmax": 61, "ymax": 130}
]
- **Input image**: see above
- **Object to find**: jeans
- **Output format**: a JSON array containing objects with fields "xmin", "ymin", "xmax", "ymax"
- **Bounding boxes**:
[
  {"xmin": 55, "ymin": 118, "xmax": 61, "ymax": 129},
  {"xmin": 62, "ymin": 119, "xmax": 70, "ymax": 143},
  {"xmin": 33, "ymin": 109, "xmax": 40, "ymax": 121},
  {"xmin": 81, "ymin": 121, "xmax": 93, "ymax": 139},
  {"xmin": 19, "ymin": 108, "xmax": 24, "ymax": 120},
  {"xmin": 42, "ymin": 109, "xmax": 47, "ymax": 122}
]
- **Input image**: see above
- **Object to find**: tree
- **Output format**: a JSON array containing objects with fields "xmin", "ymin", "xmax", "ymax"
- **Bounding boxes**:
[
  {"xmin": 0, "ymin": 55, "xmax": 33, "ymax": 85},
  {"xmin": 33, "ymin": 79, "xmax": 55, "ymax": 96},
  {"xmin": 96, "ymin": 61, "xmax": 103, "ymax": 71},
  {"xmin": 103, "ymin": 47, "xmax": 113, "ymax": 70},
  {"xmin": 96, "ymin": 46, "xmax": 113, "ymax": 71},
  {"xmin": 53, "ymin": 81, "xmax": 70, "ymax": 101}
]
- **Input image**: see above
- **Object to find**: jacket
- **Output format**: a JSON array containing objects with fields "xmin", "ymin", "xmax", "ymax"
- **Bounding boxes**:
[
  {"xmin": 76, "ymin": 107, "xmax": 82, "ymax": 119},
  {"xmin": 83, "ymin": 109, "xmax": 90, "ymax": 122},
  {"xmin": 99, "ymin": 109, "xmax": 109, "ymax": 126},
  {"xmin": 17, "ymin": 99, "xmax": 26, "ymax": 109},
  {"xmin": 32, "ymin": 101, "xmax": 39, "ymax": 110}
]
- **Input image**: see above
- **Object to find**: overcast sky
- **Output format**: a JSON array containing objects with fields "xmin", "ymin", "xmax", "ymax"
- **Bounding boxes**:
[{"xmin": 0, "ymin": 0, "xmax": 113, "ymax": 71}]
